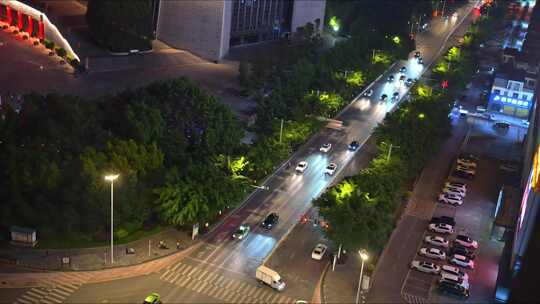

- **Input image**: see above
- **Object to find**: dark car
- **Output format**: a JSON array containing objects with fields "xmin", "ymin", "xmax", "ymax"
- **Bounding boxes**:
[
  {"xmin": 450, "ymin": 245, "xmax": 476, "ymax": 260},
  {"xmin": 261, "ymin": 213, "xmax": 279, "ymax": 230},
  {"xmin": 400, "ymin": 66, "xmax": 407, "ymax": 73},
  {"xmin": 418, "ymin": 57, "xmax": 424, "ymax": 64},
  {"xmin": 414, "ymin": 51, "xmax": 421, "ymax": 58},
  {"xmin": 380, "ymin": 94, "xmax": 388, "ymax": 101},
  {"xmin": 438, "ymin": 281, "xmax": 470, "ymax": 299},
  {"xmin": 399, "ymin": 75, "xmax": 406, "ymax": 82},
  {"xmin": 363, "ymin": 89, "xmax": 374, "ymax": 97},
  {"xmin": 348, "ymin": 141, "xmax": 360, "ymax": 151},
  {"xmin": 388, "ymin": 75, "xmax": 395, "ymax": 82},
  {"xmin": 431, "ymin": 216, "xmax": 456, "ymax": 227},
  {"xmin": 453, "ymin": 169, "xmax": 474, "ymax": 180}
]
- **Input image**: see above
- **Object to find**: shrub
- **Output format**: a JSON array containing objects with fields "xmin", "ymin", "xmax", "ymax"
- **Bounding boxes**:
[
  {"xmin": 44, "ymin": 40, "xmax": 55, "ymax": 50},
  {"xmin": 55, "ymin": 47, "xmax": 67, "ymax": 58}
]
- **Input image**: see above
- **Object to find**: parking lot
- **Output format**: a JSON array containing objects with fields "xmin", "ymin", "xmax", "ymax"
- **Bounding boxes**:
[{"xmin": 401, "ymin": 151, "xmax": 505, "ymax": 303}]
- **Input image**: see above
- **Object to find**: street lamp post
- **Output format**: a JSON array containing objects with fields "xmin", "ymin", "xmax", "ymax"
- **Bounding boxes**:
[
  {"xmin": 355, "ymin": 249, "xmax": 369, "ymax": 304},
  {"xmin": 105, "ymin": 174, "xmax": 119, "ymax": 264}
]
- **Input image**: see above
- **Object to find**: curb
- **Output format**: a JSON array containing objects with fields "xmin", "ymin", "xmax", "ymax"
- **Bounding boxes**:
[{"xmin": 318, "ymin": 262, "xmax": 331, "ymax": 304}]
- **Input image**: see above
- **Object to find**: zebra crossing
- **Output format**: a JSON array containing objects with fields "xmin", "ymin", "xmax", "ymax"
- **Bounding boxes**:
[
  {"xmin": 402, "ymin": 292, "xmax": 429, "ymax": 304},
  {"xmin": 14, "ymin": 283, "xmax": 82, "ymax": 304},
  {"xmin": 13, "ymin": 272, "xmax": 93, "ymax": 304},
  {"xmin": 159, "ymin": 261, "xmax": 294, "ymax": 303}
]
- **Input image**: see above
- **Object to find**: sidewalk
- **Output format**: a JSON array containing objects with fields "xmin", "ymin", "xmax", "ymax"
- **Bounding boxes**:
[
  {"xmin": 322, "ymin": 252, "xmax": 369, "ymax": 304},
  {"xmin": 0, "ymin": 228, "xmax": 195, "ymax": 272}
]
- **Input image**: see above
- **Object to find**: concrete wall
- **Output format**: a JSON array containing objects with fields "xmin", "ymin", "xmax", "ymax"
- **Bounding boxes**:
[
  {"xmin": 291, "ymin": 0, "xmax": 326, "ymax": 33},
  {"xmin": 156, "ymin": 0, "xmax": 230, "ymax": 61}
]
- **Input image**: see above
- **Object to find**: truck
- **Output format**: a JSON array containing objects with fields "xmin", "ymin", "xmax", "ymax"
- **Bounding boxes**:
[{"xmin": 256, "ymin": 265, "xmax": 286, "ymax": 291}]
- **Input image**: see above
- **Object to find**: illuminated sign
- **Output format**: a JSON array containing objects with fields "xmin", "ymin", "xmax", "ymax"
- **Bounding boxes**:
[
  {"xmin": 532, "ymin": 145, "xmax": 540, "ymax": 193},
  {"xmin": 489, "ymin": 93, "xmax": 530, "ymax": 108}
]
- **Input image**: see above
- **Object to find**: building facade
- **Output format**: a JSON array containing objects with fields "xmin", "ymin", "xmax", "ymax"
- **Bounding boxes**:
[
  {"xmin": 488, "ymin": 71, "xmax": 535, "ymax": 118},
  {"xmin": 156, "ymin": 0, "xmax": 326, "ymax": 61}
]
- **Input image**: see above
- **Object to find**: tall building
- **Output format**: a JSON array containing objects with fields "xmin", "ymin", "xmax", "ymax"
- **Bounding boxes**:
[{"xmin": 155, "ymin": 0, "xmax": 326, "ymax": 61}]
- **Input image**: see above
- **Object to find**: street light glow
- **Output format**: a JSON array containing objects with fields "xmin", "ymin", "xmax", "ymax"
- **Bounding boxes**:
[
  {"xmin": 359, "ymin": 249, "xmax": 369, "ymax": 261},
  {"xmin": 105, "ymin": 174, "xmax": 119, "ymax": 181}
]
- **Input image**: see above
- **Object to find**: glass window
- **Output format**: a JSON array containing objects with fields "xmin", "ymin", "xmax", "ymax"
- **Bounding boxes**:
[
  {"xmin": 494, "ymin": 89, "xmax": 501, "ymax": 95},
  {"xmin": 513, "ymin": 93, "xmax": 519, "ymax": 98}
]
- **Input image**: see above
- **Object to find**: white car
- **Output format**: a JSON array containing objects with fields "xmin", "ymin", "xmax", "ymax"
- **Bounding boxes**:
[
  {"xmin": 449, "ymin": 254, "xmax": 475, "ymax": 269},
  {"xmin": 311, "ymin": 244, "xmax": 327, "ymax": 260},
  {"xmin": 439, "ymin": 192, "xmax": 463, "ymax": 201},
  {"xmin": 444, "ymin": 185, "xmax": 466, "ymax": 196},
  {"xmin": 446, "ymin": 181, "xmax": 467, "ymax": 191},
  {"xmin": 429, "ymin": 223, "xmax": 454, "ymax": 234},
  {"xmin": 410, "ymin": 260, "xmax": 441, "ymax": 274},
  {"xmin": 325, "ymin": 163, "xmax": 337, "ymax": 176},
  {"xmin": 455, "ymin": 235, "xmax": 478, "ymax": 249},
  {"xmin": 441, "ymin": 265, "xmax": 469, "ymax": 282},
  {"xmin": 439, "ymin": 196, "xmax": 463, "ymax": 206},
  {"xmin": 457, "ymin": 158, "xmax": 477, "ymax": 168},
  {"xmin": 419, "ymin": 247, "xmax": 446, "ymax": 260},
  {"xmin": 296, "ymin": 161, "xmax": 308, "ymax": 174},
  {"xmin": 320, "ymin": 143, "xmax": 332, "ymax": 153},
  {"xmin": 456, "ymin": 165, "xmax": 475, "ymax": 174},
  {"xmin": 424, "ymin": 235, "xmax": 450, "ymax": 248},
  {"xmin": 440, "ymin": 272, "xmax": 470, "ymax": 289}
]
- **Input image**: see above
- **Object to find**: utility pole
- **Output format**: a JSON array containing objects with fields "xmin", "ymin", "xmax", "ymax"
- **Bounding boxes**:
[
  {"xmin": 279, "ymin": 119, "xmax": 284, "ymax": 143},
  {"xmin": 387, "ymin": 143, "xmax": 400, "ymax": 161},
  {"xmin": 441, "ymin": 0, "xmax": 447, "ymax": 18}
]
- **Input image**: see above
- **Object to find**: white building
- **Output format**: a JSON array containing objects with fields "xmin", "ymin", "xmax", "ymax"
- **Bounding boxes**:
[{"xmin": 488, "ymin": 70, "xmax": 536, "ymax": 118}]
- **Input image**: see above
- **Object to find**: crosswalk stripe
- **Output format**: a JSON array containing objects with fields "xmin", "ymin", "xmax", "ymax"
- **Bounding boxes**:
[
  {"xmin": 203, "ymin": 272, "xmax": 218, "ymax": 283},
  {"xmin": 186, "ymin": 266, "xmax": 199, "ymax": 277},
  {"xmin": 222, "ymin": 290, "xmax": 236, "ymax": 302},
  {"xmin": 229, "ymin": 280, "xmax": 242, "ymax": 290},
  {"xmin": 57, "ymin": 284, "xmax": 78, "ymax": 293},
  {"xmin": 17, "ymin": 296, "xmax": 37, "ymax": 304},
  {"xmin": 213, "ymin": 287, "xmax": 227, "ymax": 300},
  {"xmin": 53, "ymin": 288, "xmax": 71, "ymax": 297},
  {"xmin": 214, "ymin": 276, "xmax": 226, "ymax": 287},
  {"xmin": 171, "ymin": 262, "xmax": 184, "ymax": 272},
  {"xmin": 195, "ymin": 280, "xmax": 208, "ymax": 293},
  {"xmin": 175, "ymin": 263, "xmax": 189, "ymax": 274},
  {"xmin": 163, "ymin": 269, "xmax": 177, "ymax": 282},
  {"xmin": 176, "ymin": 275, "xmax": 190, "ymax": 287},
  {"xmin": 223, "ymin": 279, "xmax": 235, "ymax": 289},
  {"xmin": 195, "ymin": 269, "xmax": 208, "ymax": 281},
  {"xmin": 267, "ymin": 292, "xmax": 281, "ymax": 303},
  {"xmin": 251, "ymin": 287, "xmax": 265, "ymax": 299},
  {"xmin": 45, "ymin": 294, "xmax": 65, "ymax": 303},
  {"xmin": 27, "ymin": 289, "xmax": 48, "ymax": 298},
  {"xmin": 15, "ymin": 298, "xmax": 33, "ymax": 304},
  {"xmin": 262, "ymin": 290, "xmax": 277, "ymax": 302},
  {"xmin": 199, "ymin": 280, "xmax": 215, "ymax": 295},
  {"xmin": 181, "ymin": 264, "xmax": 194, "ymax": 275},
  {"xmin": 280, "ymin": 294, "xmax": 291, "ymax": 303},
  {"xmin": 244, "ymin": 285, "xmax": 258, "ymax": 297},
  {"xmin": 159, "ymin": 268, "xmax": 171, "ymax": 280},
  {"xmin": 228, "ymin": 292, "xmax": 242, "ymax": 303},
  {"xmin": 169, "ymin": 273, "xmax": 181, "ymax": 284},
  {"xmin": 185, "ymin": 278, "xmax": 199, "ymax": 290},
  {"xmin": 236, "ymin": 293, "xmax": 249, "ymax": 304}
]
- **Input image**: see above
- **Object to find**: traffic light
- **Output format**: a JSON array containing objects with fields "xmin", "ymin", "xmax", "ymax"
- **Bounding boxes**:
[{"xmin": 441, "ymin": 80, "xmax": 449, "ymax": 89}]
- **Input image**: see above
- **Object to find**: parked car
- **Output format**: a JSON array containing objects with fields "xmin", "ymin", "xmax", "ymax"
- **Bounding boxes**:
[
  {"xmin": 320, "ymin": 143, "xmax": 332, "ymax": 153},
  {"xmin": 440, "ymin": 272, "xmax": 470, "ymax": 289},
  {"xmin": 311, "ymin": 244, "xmax": 327, "ymax": 260},
  {"xmin": 348, "ymin": 141, "xmax": 360, "ymax": 151},
  {"xmin": 439, "ymin": 192, "xmax": 463, "ymax": 201},
  {"xmin": 445, "ymin": 181, "xmax": 467, "ymax": 192},
  {"xmin": 399, "ymin": 75, "xmax": 406, "ymax": 82},
  {"xmin": 392, "ymin": 92, "xmax": 400, "ymax": 101},
  {"xmin": 296, "ymin": 161, "xmax": 308, "ymax": 174},
  {"xmin": 449, "ymin": 245, "xmax": 476, "ymax": 260},
  {"xmin": 419, "ymin": 247, "xmax": 446, "ymax": 260},
  {"xmin": 418, "ymin": 57, "xmax": 424, "ymax": 64},
  {"xmin": 454, "ymin": 234, "xmax": 478, "ymax": 249},
  {"xmin": 414, "ymin": 51, "xmax": 421, "ymax": 58},
  {"xmin": 441, "ymin": 265, "xmax": 469, "ymax": 282},
  {"xmin": 410, "ymin": 260, "xmax": 441, "ymax": 274},
  {"xmin": 438, "ymin": 280, "xmax": 470, "ymax": 299},
  {"xmin": 232, "ymin": 224, "xmax": 250, "ymax": 240},
  {"xmin": 453, "ymin": 169, "xmax": 474, "ymax": 180},
  {"xmin": 424, "ymin": 235, "xmax": 450, "ymax": 248},
  {"xmin": 457, "ymin": 158, "xmax": 477, "ymax": 168},
  {"xmin": 429, "ymin": 223, "xmax": 454, "ymax": 234},
  {"xmin": 459, "ymin": 154, "xmax": 479, "ymax": 162},
  {"xmin": 400, "ymin": 66, "xmax": 407, "ymax": 73},
  {"xmin": 442, "ymin": 187, "xmax": 465, "ymax": 197},
  {"xmin": 456, "ymin": 164, "xmax": 476, "ymax": 173},
  {"xmin": 406, "ymin": 78, "xmax": 414, "ymax": 86},
  {"xmin": 449, "ymin": 254, "xmax": 475, "ymax": 269},
  {"xmin": 388, "ymin": 75, "xmax": 395, "ymax": 82},
  {"xmin": 431, "ymin": 216, "xmax": 456, "ymax": 227},
  {"xmin": 363, "ymin": 89, "xmax": 374, "ymax": 97},
  {"xmin": 325, "ymin": 163, "xmax": 338, "ymax": 176},
  {"xmin": 438, "ymin": 196, "xmax": 463, "ymax": 206},
  {"xmin": 261, "ymin": 213, "xmax": 279, "ymax": 230},
  {"xmin": 380, "ymin": 94, "xmax": 388, "ymax": 101}
]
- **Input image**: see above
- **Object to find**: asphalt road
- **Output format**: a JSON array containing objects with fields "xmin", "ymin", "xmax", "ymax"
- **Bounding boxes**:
[{"xmin": 6, "ymin": 2, "xmax": 480, "ymax": 303}]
